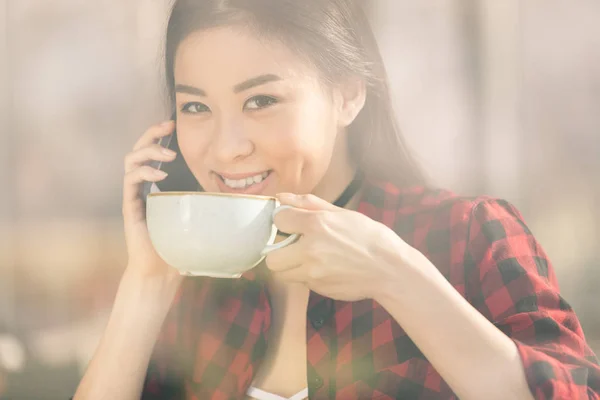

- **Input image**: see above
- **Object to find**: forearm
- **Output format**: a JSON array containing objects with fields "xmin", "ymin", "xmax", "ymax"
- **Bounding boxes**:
[
  {"xmin": 73, "ymin": 268, "xmax": 181, "ymax": 400},
  {"xmin": 374, "ymin": 247, "xmax": 534, "ymax": 400}
]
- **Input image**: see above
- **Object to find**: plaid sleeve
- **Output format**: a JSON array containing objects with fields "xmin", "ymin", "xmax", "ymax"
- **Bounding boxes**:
[{"xmin": 465, "ymin": 198, "xmax": 600, "ymax": 399}]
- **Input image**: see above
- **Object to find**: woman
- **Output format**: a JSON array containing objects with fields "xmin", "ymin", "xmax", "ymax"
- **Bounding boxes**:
[{"xmin": 74, "ymin": 0, "xmax": 600, "ymax": 399}]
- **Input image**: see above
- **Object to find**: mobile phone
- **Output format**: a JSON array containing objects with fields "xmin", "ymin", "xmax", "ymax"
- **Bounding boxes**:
[{"xmin": 140, "ymin": 116, "xmax": 201, "ymax": 202}]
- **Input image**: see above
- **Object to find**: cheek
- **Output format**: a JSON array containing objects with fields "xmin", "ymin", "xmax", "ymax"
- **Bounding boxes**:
[
  {"xmin": 256, "ymin": 103, "xmax": 335, "ymax": 162},
  {"xmin": 175, "ymin": 128, "xmax": 211, "ymax": 172}
]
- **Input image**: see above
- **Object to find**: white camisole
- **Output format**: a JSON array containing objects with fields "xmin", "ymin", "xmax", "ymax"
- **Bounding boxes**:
[{"xmin": 246, "ymin": 386, "xmax": 309, "ymax": 400}]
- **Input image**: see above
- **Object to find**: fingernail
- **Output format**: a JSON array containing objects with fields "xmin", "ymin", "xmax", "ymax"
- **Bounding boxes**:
[
  {"xmin": 154, "ymin": 170, "xmax": 168, "ymax": 178},
  {"xmin": 162, "ymin": 148, "xmax": 176, "ymax": 156},
  {"xmin": 161, "ymin": 120, "xmax": 174, "ymax": 127}
]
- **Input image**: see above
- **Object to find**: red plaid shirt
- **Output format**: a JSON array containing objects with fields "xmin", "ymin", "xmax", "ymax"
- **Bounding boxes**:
[{"xmin": 141, "ymin": 180, "xmax": 600, "ymax": 399}]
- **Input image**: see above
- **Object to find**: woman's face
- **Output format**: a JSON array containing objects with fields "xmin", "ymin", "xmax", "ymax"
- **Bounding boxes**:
[{"xmin": 173, "ymin": 26, "xmax": 364, "ymax": 200}]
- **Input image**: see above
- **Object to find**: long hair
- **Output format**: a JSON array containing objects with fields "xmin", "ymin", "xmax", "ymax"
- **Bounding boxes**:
[{"xmin": 163, "ymin": 0, "xmax": 427, "ymax": 188}]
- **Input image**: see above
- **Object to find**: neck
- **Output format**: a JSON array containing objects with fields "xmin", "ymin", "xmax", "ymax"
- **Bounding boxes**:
[{"xmin": 312, "ymin": 135, "xmax": 361, "ymax": 210}]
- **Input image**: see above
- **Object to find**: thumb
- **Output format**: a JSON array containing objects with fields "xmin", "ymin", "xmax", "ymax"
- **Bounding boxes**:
[{"xmin": 276, "ymin": 193, "xmax": 338, "ymax": 211}]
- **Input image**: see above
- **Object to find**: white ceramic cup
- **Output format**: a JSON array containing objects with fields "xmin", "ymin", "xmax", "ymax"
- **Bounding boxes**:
[{"xmin": 146, "ymin": 192, "xmax": 299, "ymax": 278}]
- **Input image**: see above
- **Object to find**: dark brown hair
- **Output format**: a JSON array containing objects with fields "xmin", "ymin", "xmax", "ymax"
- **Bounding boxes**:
[{"xmin": 164, "ymin": 0, "xmax": 427, "ymax": 188}]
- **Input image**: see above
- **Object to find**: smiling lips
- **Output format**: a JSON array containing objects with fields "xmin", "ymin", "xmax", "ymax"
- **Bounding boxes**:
[
  {"xmin": 221, "ymin": 171, "xmax": 270, "ymax": 189},
  {"xmin": 215, "ymin": 170, "xmax": 273, "ymax": 194}
]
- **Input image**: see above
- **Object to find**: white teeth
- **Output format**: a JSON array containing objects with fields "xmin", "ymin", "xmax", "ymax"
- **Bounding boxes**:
[{"xmin": 223, "ymin": 171, "xmax": 269, "ymax": 189}]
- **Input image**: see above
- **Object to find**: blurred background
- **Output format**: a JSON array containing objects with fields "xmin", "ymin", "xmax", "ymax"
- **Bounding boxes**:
[{"xmin": 0, "ymin": 0, "xmax": 598, "ymax": 398}]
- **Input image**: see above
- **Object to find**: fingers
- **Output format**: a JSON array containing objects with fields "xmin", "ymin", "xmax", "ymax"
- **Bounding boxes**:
[
  {"xmin": 273, "ymin": 194, "xmax": 338, "ymax": 237},
  {"xmin": 273, "ymin": 206, "xmax": 328, "ymax": 236},
  {"xmin": 276, "ymin": 193, "xmax": 337, "ymax": 211},
  {"xmin": 122, "ymin": 166, "xmax": 168, "ymax": 221},
  {"xmin": 124, "ymin": 165, "xmax": 168, "ymax": 188},
  {"xmin": 124, "ymin": 144, "xmax": 176, "ymax": 173},
  {"xmin": 121, "ymin": 120, "xmax": 176, "ymax": 224},
  {"xmin": 267, "ymin": 207, "xmax": 332, "ymax": 270},
  {"xmin": 264, "ymin": 235, "xmax": 307, "ymax": 272},
  {"xmin": 132, "ymin": 120, "xmax": 175, "ymax": 151}
]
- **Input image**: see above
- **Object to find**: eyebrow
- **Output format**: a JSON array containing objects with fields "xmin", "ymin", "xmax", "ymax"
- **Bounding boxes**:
[
  {"xmin": 233, "ymin": 74, "xmax": 282, "ymax": 93},
  {"xmin": 174, "ymin": 74, "xmax": 282, "ymax": 97}
]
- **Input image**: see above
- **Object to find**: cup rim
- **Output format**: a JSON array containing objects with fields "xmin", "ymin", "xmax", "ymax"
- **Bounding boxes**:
[{"xmin": 147, "ymin": 191, "xmax": 276, "ymax": 201}]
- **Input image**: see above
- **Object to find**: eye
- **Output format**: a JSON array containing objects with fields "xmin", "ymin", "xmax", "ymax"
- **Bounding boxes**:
[
  {"xmin": 244, "ymin": 95, "xmax": 278, "ymax": 110},
  {"xmin": 181, "ymin": 102, "xmax": 210, "ymax": 114}
]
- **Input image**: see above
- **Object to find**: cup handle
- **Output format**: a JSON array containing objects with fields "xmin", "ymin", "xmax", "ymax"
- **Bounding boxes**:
[{"xmin": 261, "ymin": 205, "xmax": 300, "ymax": 256}]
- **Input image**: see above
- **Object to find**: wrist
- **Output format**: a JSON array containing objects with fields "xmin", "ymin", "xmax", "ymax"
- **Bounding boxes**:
[
  {"xmin": 123, "ymin": 263, "xmax": 183, "ymax": 289},
  {"xmin": 119, "ymin": 266, "xmax": 183, "ymax": 313},
  {"xmin": 371, "ymin": 242, "xmax": 431, "ymax": 305}
]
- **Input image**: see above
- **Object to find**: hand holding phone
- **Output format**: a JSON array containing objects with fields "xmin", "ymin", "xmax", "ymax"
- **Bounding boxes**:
[
  {"xmin": 139, "ymin": 119, "xmax": 201, "ymax": 202},
  {"xmin": 121, "ymin": 120, "xmax": 181, "ymax": 278},
  {"xmin": 139, "ymin": 131, "xmax": 175, "ymax": 200}
]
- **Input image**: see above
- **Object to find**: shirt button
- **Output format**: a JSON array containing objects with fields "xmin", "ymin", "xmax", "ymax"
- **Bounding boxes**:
[
  {"xmin": 312, "ymin": 375, "xmax": 324, "ymax": 389},
  {"xmin": 312, "ymin": 316, "xmax": 326, "ymax": 329}
]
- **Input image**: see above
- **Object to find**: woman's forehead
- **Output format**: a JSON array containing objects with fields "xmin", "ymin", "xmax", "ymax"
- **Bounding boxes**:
[{"xmin": 173, "ymin": 27, "xmax": 320, "ymax": 86}]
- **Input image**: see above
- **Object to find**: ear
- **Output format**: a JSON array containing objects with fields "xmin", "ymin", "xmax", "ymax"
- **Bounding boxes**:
[{"xmin": 336, "ymin": 77, "xmax": 367, "ymax": 128}]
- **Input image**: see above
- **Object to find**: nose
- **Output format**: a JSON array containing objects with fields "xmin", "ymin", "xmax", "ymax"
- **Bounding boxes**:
[{"xmin": 209, "ymin": 117, "xmax": 254, "ymax": 163}]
